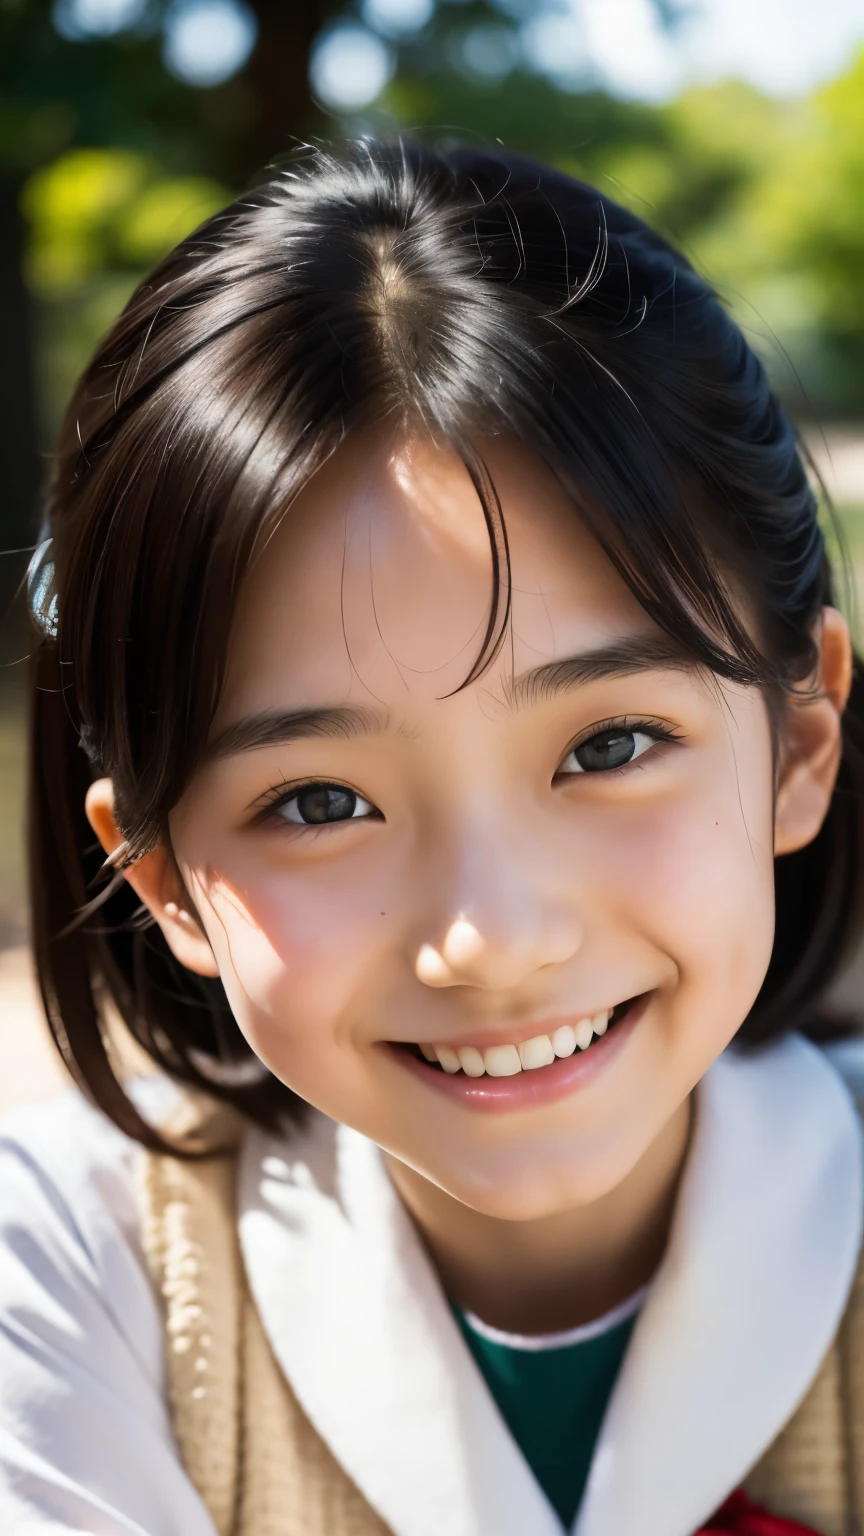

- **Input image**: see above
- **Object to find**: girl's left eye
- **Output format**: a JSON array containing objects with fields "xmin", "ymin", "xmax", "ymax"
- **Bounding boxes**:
[
  {"xmin": 272, "ymin": 783, "xmax": 378, "ymax": 825},
  {"xmin": 558, "ymin": 727, "xmax": 661, "ymax": 776}
]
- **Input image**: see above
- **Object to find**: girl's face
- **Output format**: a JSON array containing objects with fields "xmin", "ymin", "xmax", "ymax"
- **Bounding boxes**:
[{"xmin": 168, "ymin": 430, "xmax": 780, "ymax": 1219}]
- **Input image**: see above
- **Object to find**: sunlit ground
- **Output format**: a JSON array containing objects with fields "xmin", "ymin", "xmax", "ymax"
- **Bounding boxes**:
[{"xmin": 2, "ymin": 458, "xmax": 864, "ymax": 1115}]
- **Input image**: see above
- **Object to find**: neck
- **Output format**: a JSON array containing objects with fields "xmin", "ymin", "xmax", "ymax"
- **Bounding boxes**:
[{"xmin": 384, "ymin": 1096, "xmax": 693, "ymax": 1336}]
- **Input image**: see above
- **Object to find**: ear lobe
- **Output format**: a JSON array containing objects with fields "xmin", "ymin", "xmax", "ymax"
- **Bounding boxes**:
[
  {"xmin": 84, "ymin": 778, "xmax": 220, "ymax": 979},
  {"xmin": 774, "ymin": 607, "xmax": 852, "ymax": 857}
]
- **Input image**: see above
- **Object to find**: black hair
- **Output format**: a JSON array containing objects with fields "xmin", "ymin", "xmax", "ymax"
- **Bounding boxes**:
[{"xmin": 28, "ymin": 137, "xmax": 864, "ymax": 1149}]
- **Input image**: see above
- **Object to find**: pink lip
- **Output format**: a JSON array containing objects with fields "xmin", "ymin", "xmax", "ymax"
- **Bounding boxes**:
[{"xmin": 387, "ymin": 994, "xmax": 649, "ymax": 1115}]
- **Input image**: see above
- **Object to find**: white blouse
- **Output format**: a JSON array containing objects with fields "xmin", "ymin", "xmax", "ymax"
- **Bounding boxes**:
[{"xmin": 0, "ymin": 1034, "xmax": 862, "ymax": 1536}]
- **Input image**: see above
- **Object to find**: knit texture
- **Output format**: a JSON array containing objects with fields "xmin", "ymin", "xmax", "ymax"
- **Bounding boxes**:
[
  {"xmin": 137, "ymin": 1104, "xmax": 864, "ymax": 1536},
  {"xmin": 743, "ymin": 1326, "xmax": 848, "ymax": 1535},
  {"xmin": 137, "ymin": 1102, "xmax": 391, "ymax": 1536}
]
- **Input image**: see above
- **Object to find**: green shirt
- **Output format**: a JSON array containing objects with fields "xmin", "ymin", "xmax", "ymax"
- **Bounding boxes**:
[{"xmin": 453, "ymin": 1301, "xmax": 640, "ymax": 1531}]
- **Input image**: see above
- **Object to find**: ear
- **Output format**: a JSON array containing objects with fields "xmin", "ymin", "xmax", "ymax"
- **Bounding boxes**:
[
  {"xmin": 85, "ymin": 778, "xmax": 220, "ymax": 978},
  {"xmin": 774, "ymin": 607, "xmax": 853, "ymax": 857}
]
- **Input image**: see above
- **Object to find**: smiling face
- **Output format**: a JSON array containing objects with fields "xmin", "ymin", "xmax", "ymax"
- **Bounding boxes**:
[{"xmin": 155, "ymin": 427, "xmax": 779, "ymax": 1220}]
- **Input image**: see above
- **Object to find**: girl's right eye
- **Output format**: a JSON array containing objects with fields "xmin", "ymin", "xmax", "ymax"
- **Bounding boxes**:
[{"xmin": 271, "ymin": 783, "xmax": 378, "ymax": 826}]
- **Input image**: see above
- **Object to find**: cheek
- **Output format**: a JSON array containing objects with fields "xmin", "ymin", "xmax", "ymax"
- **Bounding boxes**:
[
  {"xmin": 605, "ymin": 745, "xmax": 777, "ymax": 1017},
  {"xmin": 641, "ymin": 803, "xmax": 774, "ymax": 974},
  {"xmin": 188, "ymin": 859, "xmax": 388, "ymax": 1083}
]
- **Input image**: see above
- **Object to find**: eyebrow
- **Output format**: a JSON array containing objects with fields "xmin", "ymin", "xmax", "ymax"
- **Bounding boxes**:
[
  {"xmin": 204, "ymin": 704, "xmax": 389, "ymax": 763},
  {"xmin": 206, "ymin": 634, "xmax": 691, "ymax": 761},
  {"xmin": 501, "ymin": 634, "xmax": 692, "ymax": 711}
]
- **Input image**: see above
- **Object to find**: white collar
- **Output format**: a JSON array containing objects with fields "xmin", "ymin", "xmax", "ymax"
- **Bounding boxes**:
[
  {"xmin": 238, "ymin": 1034, "xmax": 863, "ymax": 1536},
  {"xmin": 459, "ymin": 1281, "xmax": 649, "ymax": 1352}
]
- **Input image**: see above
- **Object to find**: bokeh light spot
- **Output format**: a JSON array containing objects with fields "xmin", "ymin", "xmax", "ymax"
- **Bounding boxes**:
[
  {"xmin": 162, "ymin": 0, "xmax": 258, "ymax": 88},
  {"xmin": 362, "ymin": 0, "xmax": 434, "ymax": 39},
  {"xmin": 52, "ymin": 0, "xmax": 147, "ymax": 40},
  {"xmin": 309, "ymin": 24, "xmax": 396, "ymax": 111}
]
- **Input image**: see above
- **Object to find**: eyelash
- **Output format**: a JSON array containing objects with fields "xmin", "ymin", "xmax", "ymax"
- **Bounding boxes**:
[
  {"xmin": 254, "ymin": 715, "xmax": 684, "ymax": 832},
  {"xmin": 556, "ymin": 715, "xmax": 684, "ymax": 778},
  {"xmin": 255, "ymin": 778, "xmax": 379, "ymax": 830}
]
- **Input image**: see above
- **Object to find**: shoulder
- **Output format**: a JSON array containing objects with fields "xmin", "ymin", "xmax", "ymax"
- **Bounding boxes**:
[
  {"xmin": 822, "ymin": 1035, "xmax": 864, "ymax": 1102},
  {"xmin": 0, "ymin": 1087, "xmax": 161, "ymax": 1401},
  {"xmin": 0, "ymin": 1075, "xmax": 199, "ymax": 1266},
  {"xmin": 0, "ymin": 1088, "xmax": 219, "ymax": 1534},
  {"xmin": 0, "ymin": 1087, "xmax": 154, "ymax": 1343},
  {"xmin": 0, "ymin": 1087, "xmax": 142, "ymax": 1251}
]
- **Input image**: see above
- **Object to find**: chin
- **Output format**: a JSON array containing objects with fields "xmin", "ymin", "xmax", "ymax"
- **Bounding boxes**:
[{"xmin": 434, "ymin": 1156, "xmax": 631, "ymax": 1222}]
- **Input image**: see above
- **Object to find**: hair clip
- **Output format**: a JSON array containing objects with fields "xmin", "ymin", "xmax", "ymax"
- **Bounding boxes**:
[{"xmin": 27, "ymin": 536, "xmax": 59, "ymax": 639}]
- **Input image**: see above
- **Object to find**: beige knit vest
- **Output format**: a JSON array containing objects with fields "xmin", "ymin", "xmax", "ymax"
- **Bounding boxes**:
[{"xmin": 138, "ymin": 1114, "xmax": 864, "ymax": 1536}]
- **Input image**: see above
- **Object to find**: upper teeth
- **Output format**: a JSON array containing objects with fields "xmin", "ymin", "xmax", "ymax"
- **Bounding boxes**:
[{"xmin": 419, "ymin": 1011, "xmax": 611, "ymax": 1076}]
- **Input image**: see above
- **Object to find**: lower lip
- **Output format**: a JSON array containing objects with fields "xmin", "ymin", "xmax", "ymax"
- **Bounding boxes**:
[{"xmin": 387, "ymin": 995, "xmax": 649, "ymax": 1115}]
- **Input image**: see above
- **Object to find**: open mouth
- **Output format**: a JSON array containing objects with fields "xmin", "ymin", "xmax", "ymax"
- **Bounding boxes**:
[
  {"xmin": 395, "ymin": 997, "xmax": 637, "ymax": 1080},
  {"xmin": 387, "ymin": 995, "xmax": 646, "ymax": 1113}
]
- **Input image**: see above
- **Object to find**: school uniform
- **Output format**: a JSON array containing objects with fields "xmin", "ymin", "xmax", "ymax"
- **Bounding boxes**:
[{"xmin": 1, "ymin": 1030, "xmax": 863, "ymax": 1536}]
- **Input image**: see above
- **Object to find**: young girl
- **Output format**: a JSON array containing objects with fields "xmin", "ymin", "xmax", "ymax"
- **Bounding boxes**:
[{"xmin": 2, "ymin": 138, "xmax": 863, "ymax": 1536}]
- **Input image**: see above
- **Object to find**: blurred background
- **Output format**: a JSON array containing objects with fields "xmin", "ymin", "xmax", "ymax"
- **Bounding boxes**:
[{"xmin": 2, "ymin": 0, "xmax": 864, "ymax": 1107}]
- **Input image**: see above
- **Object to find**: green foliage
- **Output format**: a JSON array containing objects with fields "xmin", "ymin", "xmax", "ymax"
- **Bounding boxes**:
[
  {"xmin": 381, "ymin": 27, "xmax": 864, "ymax": 415},
  {"xmin": 384, "ymin": 70, "xmax": 664, "ymax": 174},
  {"xmin": 7, "ymin": 0, "xmax": 864, "ymax": 424},
  {"xmin": 775, "ymin": 49, "xmax": 864, "ymax": 329},
  {"xmin": 676, "ymin": 48, "xmax": 864, "ymax": 410},
  {"xmin": 0, "ymin": 0, "xmax": 191, "ymax": 176},
  {"xmin": 22, "ymin": 148, "xmax": 229, "ymax": 294},
  {"xmin": 20, "ymin": 147, "xmax": 229, "ymax": 442}
]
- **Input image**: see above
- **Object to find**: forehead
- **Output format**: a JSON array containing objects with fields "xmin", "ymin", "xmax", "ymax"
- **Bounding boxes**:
[{"xmin": 217, "ymin": 429, "xmax": 658, "ymax": 724}]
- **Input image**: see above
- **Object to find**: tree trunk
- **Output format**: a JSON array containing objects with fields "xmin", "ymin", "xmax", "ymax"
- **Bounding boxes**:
[
  {"xmin": 234, "ymin": 1, "xmax": 333, "ymax": 184},
  {"xmin": 0, "ymin": 171, "xmax": 40, "ymax": 632}
]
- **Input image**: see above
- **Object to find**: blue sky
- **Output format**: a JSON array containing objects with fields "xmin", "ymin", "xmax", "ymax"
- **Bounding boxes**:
[{"xmin": 578, "ymin": 0, "xmax": 864, "ymax": 100}]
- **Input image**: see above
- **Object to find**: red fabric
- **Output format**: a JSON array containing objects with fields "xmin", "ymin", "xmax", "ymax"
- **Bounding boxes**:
[{"xmin": 698, "ymin": 1489, "xmax": 822, "ymax": 1535}]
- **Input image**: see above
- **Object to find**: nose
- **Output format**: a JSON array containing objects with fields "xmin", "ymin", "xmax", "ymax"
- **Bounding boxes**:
[
  {"xmin": 415, "ymin": 916, "xmax": 579, "ymax": 989},
  {"xmin": 413, "ymin": 836, "xmax": 583, "ymax": 991}
]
